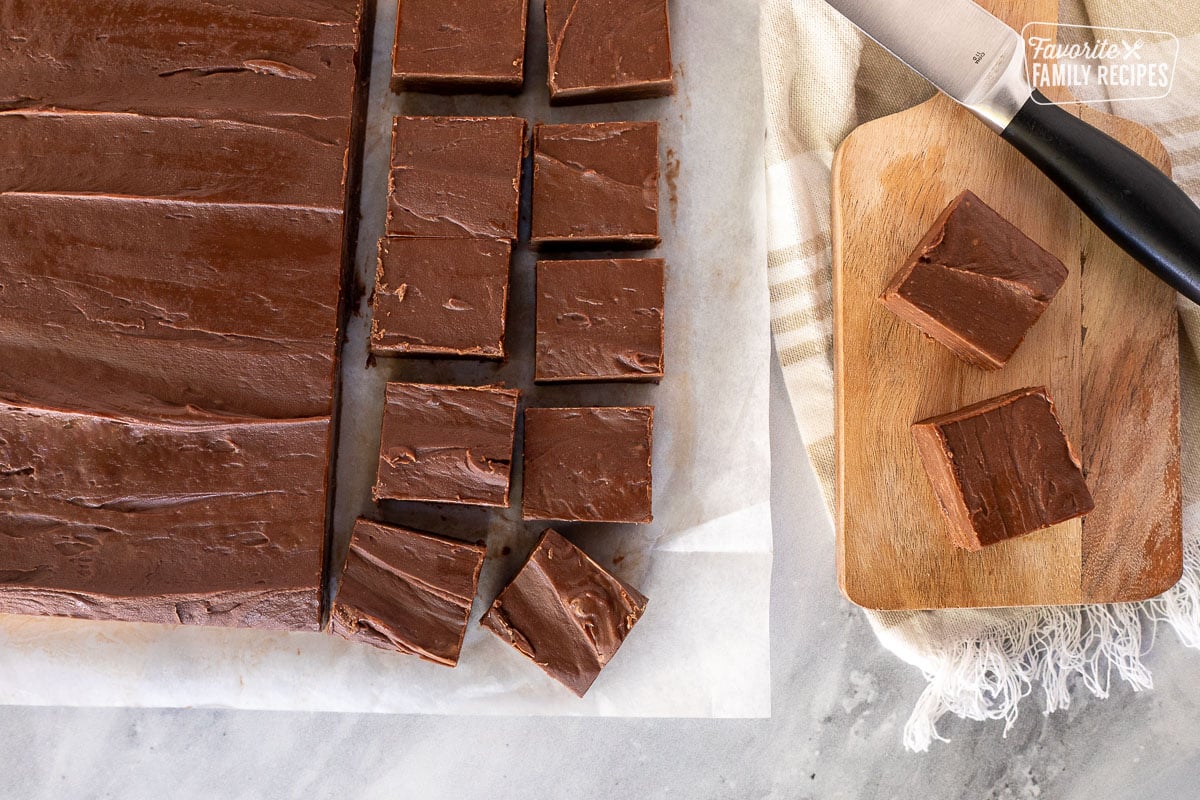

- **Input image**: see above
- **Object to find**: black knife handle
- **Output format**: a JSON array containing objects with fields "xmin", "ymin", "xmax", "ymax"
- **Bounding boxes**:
[{"xmin": 1000, "ymin": 88, "xmax": 1200, "ymax": 304}]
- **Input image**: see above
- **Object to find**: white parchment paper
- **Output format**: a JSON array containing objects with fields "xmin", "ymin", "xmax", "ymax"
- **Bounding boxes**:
[{"xmin": 0, "ymin": 0, "xmax": 772, "ymax": 717}]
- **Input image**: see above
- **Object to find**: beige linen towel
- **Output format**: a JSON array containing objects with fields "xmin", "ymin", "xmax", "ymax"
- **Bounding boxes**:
[{"xmin": 761, "ymin": 0, "xmax": 1200, "ymax": 750}]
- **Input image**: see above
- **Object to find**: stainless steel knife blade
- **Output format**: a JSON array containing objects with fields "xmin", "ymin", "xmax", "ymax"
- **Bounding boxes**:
[{"xmin": 826, "ymin": 0, "xmax": 1033, "ymax": 131}]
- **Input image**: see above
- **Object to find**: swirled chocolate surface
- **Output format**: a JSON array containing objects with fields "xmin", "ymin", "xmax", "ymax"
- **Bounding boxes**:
[
  {"xmin": 0, "ymin": 194, "xmax": 342, "ymax": 421},
  {"xmin": 881, "ymin": 190, "xmax": 1068, "ymax": 370},
  {"xmin": 392, "ymin": 0, "xmax": 528, "ymax": 92},
  {"xmin": 374, "ymin": 383, "xmax": 520, "ymax": 508},
  {"xmin": 387, "ymin": 116, "xmax": 526, "ymax": 241},
  {"xmin": 371, "ymin": 237, "xmax": 511, "ymax": 359},
  {"xmin": 522, "ymin": 406, "xmax": 654, "ymax": 523},
  {"xmin": 545, "ymin": 0, "xmax": 674, "ymax": 104},
  {"xmin": 1, "ymin": 0, "xmax": 360, "ymax": 141},
  {"xmin": 912, "ymin": 387, "xmax": 1094, "ymax": 550},
  {"xmin": 535, "ymin": 258, "xmax": 665, "ymax": 383},
  {"xmin": 331, "ymin": 519, "xmax": 486, "ymax": 665},
  {"xmin": 0, "ymin": 403, "xmax": 329, "ymax": 629},
  {"xmin": 0, "ymin": 0, "xmax": 366, "ymax": 630},
  {"xmin": 481, "ymin": 529, "xmax": 647, "ymax": 696},
  {"xmin": 531, "ymin": 121, "xmax": 660, "ymax": 248}
]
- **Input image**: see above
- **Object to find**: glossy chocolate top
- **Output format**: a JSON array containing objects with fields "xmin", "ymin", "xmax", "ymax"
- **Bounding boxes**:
[
  {"xmin": 0, "ymin": 402, "xmax": 329, "ymax": 629},
  {"xmin": 481, "ymin": 529, "xmax": 647, "ymax": 696},
  {"xmin": 331, "ymin": 518, "xmax": 486, "ymax": 665},
  {"xmin": 372, "ymin": 237, "xmax": 511, "ymax": 359},
  {"xmin": 546, "ymin": 0, "xmax": 674, "ymax": 103},
  {"xmin": 531, "ymin": 121, "xmax": 660, "ymax": 247},
  {"xmin": 0, "ymin": 0, "xmax": 362, "ymax": 423},
  {"xmin": 388, "ymin": 116, "xmax": 526, "ymax": 241},
  {"xmin": 913, "ymin": 387, "xmax": 1094, "ymax": 549},
  {"xmin": 0, "ymin": 0, "xmax": 365, "ymax": 632},
  {"xmin": 535, "ymin": 259, "xmax": 665, "ymax": 382},
  {"xmin": 522, "ymin": 406, "xmax": 654, "ymax": 523},
  {"xmin": 2, "ymin": 0, "xmax": 360, "ymax": 141},
  {"xmin": 374, "ymin": 383, "xmax": 520, "ymax": 508},
  {"xmin": 882, "ymin": 190, "xmax": 1068, "ymax": 370},
  {"xmin": 0, "ymin": 112, "xmax": 348, "ymax": 208},
  {"xmin": 392, "ymin": 0, "xmax": 528, "ymax": 91},
  {"xmin": 0, "ymin": 195, "xmax": 342, "ymax": 421}
]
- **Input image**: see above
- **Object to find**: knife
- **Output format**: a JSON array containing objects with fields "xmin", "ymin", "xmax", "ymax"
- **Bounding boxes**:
[{"xmin": 825, "ymin": 0, "xmax": 1200, "ymax": 304}]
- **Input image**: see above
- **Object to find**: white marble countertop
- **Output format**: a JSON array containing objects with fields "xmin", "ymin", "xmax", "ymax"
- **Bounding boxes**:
[{"xmin": 2, "ymin": 356, "xmax": 1199, "ymax": 798}]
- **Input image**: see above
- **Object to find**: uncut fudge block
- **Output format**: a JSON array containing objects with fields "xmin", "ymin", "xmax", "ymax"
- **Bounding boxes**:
[
  {"xmin": 546, "ymin": 0, "xmax": 674, "ymax": 104},
  {"xmin": 0, "ymin": 0, "xmax": 366, "ymax": 631},
  {"xmin": 374, "ymin": 383, "xmax": 520, "ymax": 507},
  {"xmin": 881, "ymin": 190, "xmax": 1067, "ymax": 370},
  {"xmin": 331, "ymin": 519, "xmax": 486, "ymax": 665},
  {"xmin": 531, "ymin": 122, "xmax": 660, "ymax": 248},
  {"xmin": 371, "ymin": 238, "xmax": 511, "ymax": 359},
  {"xmin": 912, "ymin": 387, "xmax": 1094, "ymax": 551},
  {"xmin": 522, "ymin": 407, "xmax": 654, "ymax": 523},
  {"xmin": 535, "ymin": 258, "xmax": 665, "ymax": 382},
  {"xmin": 392, "ymin": 0, "xmax": 528, "ymax": 93},
  {"xmin": 388, "ymin": 116, "xmax": 526, "ymax": 241},
  {"xmin": 481, "ymin": 529, "xmax": 648, "ymax": 696},
  {"xmin": 0, "ymin": 403, "xmax": 329, "ymax": 630}
]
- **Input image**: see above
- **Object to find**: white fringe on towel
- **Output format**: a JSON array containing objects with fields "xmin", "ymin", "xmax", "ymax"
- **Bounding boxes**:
[{"xmin": 886, "ymin": 519, "xmax": 1200, "ymax": 752}]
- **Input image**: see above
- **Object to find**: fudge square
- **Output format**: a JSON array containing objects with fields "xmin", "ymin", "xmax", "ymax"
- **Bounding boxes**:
[
  {"xmin": 531, "ymin": 121, "xmax": 660, "ymax": 248},
  {"xmin": 331, "ymin": 518, "xmax": 486, "ymax": 666},
  {"xmin": 373, "ymin": 383, "xmax": 520, "ymax": 507},
  {"xmin": 481, "ymin": 529, "xmax": 648, "ymax": 696},
  {"xmin": 392, "ymin": 0, "xmax": 528, "ymax": 93},
  {"xmin": 388, "ymin": 116, "xmax": 526, "ymax": 241},
  {"xmin": 371, "ymin": 237, "xmax": 511, "ymax": 359},
  {"xmin": 911, "ymin": 387, "xmax": 1094, "ymax": 551},
  {"xmin": 535, "ymin": 258, "xmax": 665, "ymax": 383},
  {"xmin": 881, "ymin": 190, "xmax": 1067, "ymax": 370},
  {"xmin": 545, "ymin": 0, "xmax": 674, "ymax": 104},
  {"xmin": 522, "ymin": 406, "xmax": 654, "ymax": 523}
]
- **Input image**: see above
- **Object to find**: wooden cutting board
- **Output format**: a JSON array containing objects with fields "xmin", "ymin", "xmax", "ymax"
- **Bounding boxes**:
[{"xmin": 833, "ymin": 0, "xmax": 1182, "ymax": 610}]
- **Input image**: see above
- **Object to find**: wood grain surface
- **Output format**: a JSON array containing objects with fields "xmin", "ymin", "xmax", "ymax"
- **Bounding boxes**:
[{"xmin": 833, "ymin": 0, "xmax": 1182, "ymax": 609}]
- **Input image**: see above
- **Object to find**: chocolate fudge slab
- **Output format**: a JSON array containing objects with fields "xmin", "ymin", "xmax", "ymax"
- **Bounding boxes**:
[
  {"xmin": 331, "ymin": 519, "xmax": 486, "ymax": 665},
  {"xmin": 2, "ymin": 0, "xmax": 361, "ymax": 142},
  {"xmin": 881, "ymin": 190, "xmax": 1068, "ymax": 370},
  {"xmin": 0, "ymin": 112, "xmax": 347, "ymax": 208},
  {"xmin": 531, "ymin": 122, "xmax": 660, "ymax": 248},
  {"xmin": 535, "ymin": 259, "xmax": 665, "ymax": 382},
  {"xmin": 912, "ymin": 387, "xmax": 1094, "ymax": 551},
  {"xmin": 0, "ymin": 194, "xmax": 342, "ymax": 421},
  {"xmin": 545, "ymin": 0, "xmax": 674, "ymax": 104},
  {"xmin": 522, "ymin": 407, "xmax": 654, "ymax": 523},
  {"xmin": 388, "ymin": 116, "xmax": 527, "ymax": 241},
  {"xmin": 0, "ymin": 0, "xmax": 367, "ymax": 631},
  {"xmin": 371, "ymin": 238, "xmax": 511, "ymax": 359},
  {"xmin": 0, "ymin": 403, "xmax": 329, "ymax": 629},
  {"xmin": 392, "ymin": 0, "xmax": 528, "ymax": 93},
  {"xmin": 374, "ymin": 384, "xmax": 520, "ymax": 508},
  {"xmin": 481, "ymin": 529, "xmax": 647, "ymax": 696}
]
